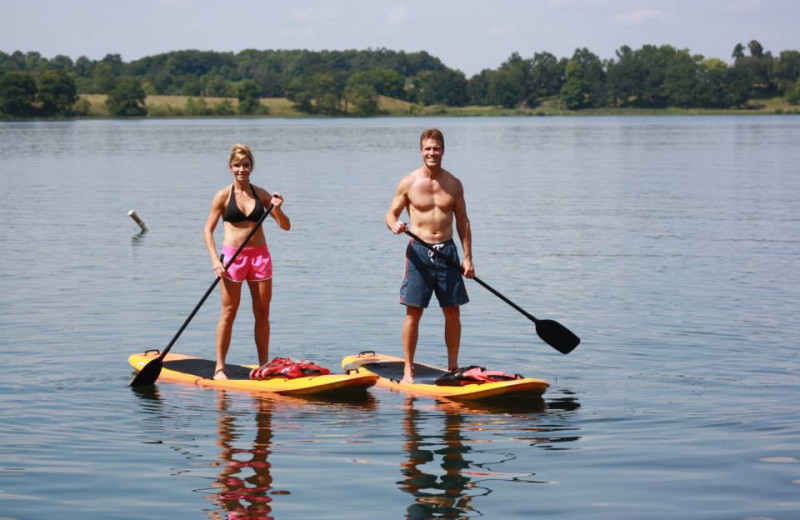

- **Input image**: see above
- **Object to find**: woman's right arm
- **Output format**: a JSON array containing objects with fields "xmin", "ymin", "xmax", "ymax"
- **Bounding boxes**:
[{"xmin": 204, "ymin": 189, "xmax": 226, "ymax": 277}]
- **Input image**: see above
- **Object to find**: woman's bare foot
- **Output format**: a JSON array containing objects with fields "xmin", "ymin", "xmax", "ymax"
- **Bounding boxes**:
[{"xmin": 213, "ymin": 367, "xmax": 228, "ymax": 380}]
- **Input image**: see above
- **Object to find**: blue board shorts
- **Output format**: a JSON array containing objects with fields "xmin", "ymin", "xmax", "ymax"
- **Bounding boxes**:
[{"xmin": 400, "ymin": 238, "xmax": 469, "ymax": 308}]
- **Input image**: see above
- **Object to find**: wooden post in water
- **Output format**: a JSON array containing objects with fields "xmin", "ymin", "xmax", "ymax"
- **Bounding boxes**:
[{"xmin": 128, "ymin": 210, "xmax": 148, "ymax": 232}]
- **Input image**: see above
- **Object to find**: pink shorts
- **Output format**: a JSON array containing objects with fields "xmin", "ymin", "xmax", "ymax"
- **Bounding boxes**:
[{"xmin": 221, "ymin": 245, "xmax": 272, "ymax": 282}]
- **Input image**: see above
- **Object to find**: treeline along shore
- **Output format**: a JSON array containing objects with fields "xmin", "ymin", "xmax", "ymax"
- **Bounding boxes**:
[{"xmin": 2, "ymin": 41, "xmax": 799, "ymax": 118}]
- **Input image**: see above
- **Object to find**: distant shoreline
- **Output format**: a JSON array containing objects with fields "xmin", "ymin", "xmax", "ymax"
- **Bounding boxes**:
[
  {"xmin": 82, "ymin": 94, "xmax": 800, "ymax": 118},
  {"xmin": 3, "ymin": 93, "xmax": 798, "ymax": 120}
]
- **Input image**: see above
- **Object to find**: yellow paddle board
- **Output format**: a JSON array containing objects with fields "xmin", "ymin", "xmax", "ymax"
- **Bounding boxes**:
[
  {"xmin": 341, "ymin": 351, "xmax": 548, "ymax": 401},
  {"xmin": 129, "ymin": 351, "xmax": 377, "ymax": 395}
]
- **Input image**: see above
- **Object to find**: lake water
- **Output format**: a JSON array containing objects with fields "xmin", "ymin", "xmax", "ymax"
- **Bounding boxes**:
[{"xmin": 1, "ymin": 115, "xmax": 799, "ymax": 520}]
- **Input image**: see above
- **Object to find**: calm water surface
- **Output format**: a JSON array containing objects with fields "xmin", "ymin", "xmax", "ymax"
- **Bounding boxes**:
[{"xmin": 1, "ymin": 116, "xmax": 799, "ymax": 519}]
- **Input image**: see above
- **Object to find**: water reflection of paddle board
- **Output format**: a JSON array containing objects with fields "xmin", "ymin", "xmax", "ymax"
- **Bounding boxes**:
[
  {"xmin": 129, "ymin": 352, "xmax": 377, "ymax": 395},
  {"xmin": 341, "ymin": 351, "xmax": 548, "ymax": 401}
]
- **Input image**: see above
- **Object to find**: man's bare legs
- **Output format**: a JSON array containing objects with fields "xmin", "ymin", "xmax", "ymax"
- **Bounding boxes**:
[
  {"xmin": 442, "ymin": 306, "xmax": 461, "ymax": 371},
  {"xmin": 402, "ymin": 305, "xmax": 461, "ymax": 383},
  {"xmin": 402, "ymin": 306, "xmax": 423, "ymax": 383}
]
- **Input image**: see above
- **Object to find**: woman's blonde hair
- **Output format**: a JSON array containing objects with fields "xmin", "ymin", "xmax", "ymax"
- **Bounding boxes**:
[{"xmin": 229, "ymin": 143, "xmax": 255, "ymax": 168}]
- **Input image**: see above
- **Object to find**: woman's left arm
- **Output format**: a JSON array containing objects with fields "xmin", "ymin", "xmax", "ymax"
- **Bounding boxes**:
[{"xmin": 265, "ymin": 189, "xmax": 291, "ymax": 231}]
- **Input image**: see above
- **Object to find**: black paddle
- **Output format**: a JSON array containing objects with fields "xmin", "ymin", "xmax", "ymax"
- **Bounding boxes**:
[
  {"xmin": 403, "ymin": 229, "xmax": 580, "ymax": 355},
  {"xmin": 130, "ymin": 203, "xmax": 275, "ymax": 387}
]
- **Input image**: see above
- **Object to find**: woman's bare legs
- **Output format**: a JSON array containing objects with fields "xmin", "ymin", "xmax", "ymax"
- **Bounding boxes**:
[
  {"xmin": 249, "ymin": 278, "xmax": 273, "ymax": 366},
  {"xmin": 214, "ymin": 277, "xmax": 242, "ymax": 380}
]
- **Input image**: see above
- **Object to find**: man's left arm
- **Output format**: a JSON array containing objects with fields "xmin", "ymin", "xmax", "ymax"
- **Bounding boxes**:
[{"xmin": 454, "ymin": 188, "xmax": 474, "ymax": 279}]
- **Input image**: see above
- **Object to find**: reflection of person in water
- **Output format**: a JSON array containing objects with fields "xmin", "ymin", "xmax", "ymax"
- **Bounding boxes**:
[
  {"xmin": 399, "ymin": 396, "xmax": 475, "ymax": 519},
  {"xmin": 210, "ymin": 391, "xmax": 282, "ymax": 519}
]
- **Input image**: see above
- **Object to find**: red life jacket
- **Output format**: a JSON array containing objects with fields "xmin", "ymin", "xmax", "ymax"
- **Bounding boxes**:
[
  {"xmin": 249, "ymin": 357, "xmax": 331, "ymax": 380},
  {"xmin": 435, "ymin": 365, "xmax": 523, "ymax": 386}
]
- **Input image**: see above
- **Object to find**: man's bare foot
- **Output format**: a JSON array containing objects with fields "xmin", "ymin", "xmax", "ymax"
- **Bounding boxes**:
[
  {"xmin": 401, "ymin": 371, "xmax": 414, "ymax": 384},
  {"xmin": 213, "ymin": 368, "xmax": 228, "ymax": 380}
]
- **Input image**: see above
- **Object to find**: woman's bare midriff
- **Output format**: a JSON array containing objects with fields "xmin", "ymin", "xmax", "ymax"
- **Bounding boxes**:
[{"xmin": 222, "ymin": 221, "xmax": 266, "ymax": 248}]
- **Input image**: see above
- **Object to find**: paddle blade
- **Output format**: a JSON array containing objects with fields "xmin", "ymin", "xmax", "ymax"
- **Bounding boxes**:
[
  {"xmin": 130, "ymin": 358, "xmax": 163, "ymax": 387},
  {"xmin": 535, "ymin": 319, "xmax": 581, "ymax": 354}
]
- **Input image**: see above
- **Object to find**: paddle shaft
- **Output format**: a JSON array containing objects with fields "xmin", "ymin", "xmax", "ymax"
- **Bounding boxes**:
[
  {"xmin": 403, "ymin": 229, "xmax": 580, "ymax": 354},
  {"xmin": 160, "ymin": 203, "xmax": 274, "ymax": 359},
  {"xmin": 404, "ymin": 229, "xmax": 541, "ymax": 323}
]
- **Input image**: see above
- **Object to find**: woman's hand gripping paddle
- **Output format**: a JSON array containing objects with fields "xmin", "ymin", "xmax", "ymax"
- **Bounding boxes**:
[
  {"xmin": 130, "ymin": 204, "xmax": 274, "ymax": 387},
  {"xmin": 404, "ymin": 229, "xmax": 580, "ymax": 355}
]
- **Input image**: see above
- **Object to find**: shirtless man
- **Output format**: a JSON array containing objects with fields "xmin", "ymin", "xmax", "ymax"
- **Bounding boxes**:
[{"xmin": 385, "ymin": 128, "xmax": 475, "ymax": 383}]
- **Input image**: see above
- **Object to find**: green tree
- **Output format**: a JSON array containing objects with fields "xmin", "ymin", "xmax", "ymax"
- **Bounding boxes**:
[
  {"xmin": 774, "ymin": 51, "xmax": 800, "ymax": 93},
  {"xmin": 416, "ymin": 69, "xmax": 468, "ymax": 106},
  {"xmin": 74, "ymin": 56, "xmax": 94, "ymax": 78},
  {"xmin": 694, "ymin": 58, "xmax": 734, "ymax": 108},
  {"xmin": 466, "ymin": 69, "xmax": 493, "ymax": 105},
  {"xmin": 149, "ymin": 72, "xmax": 174, "ymax": 95},
  {"xmin": 639, "ymin": 45, "xmax": 678, "ymax": 107},
  {"xmin": 560, "ymin": 60, "xmax": 590, "ymax": 109},
  {"xmin": 309, "ymin": 73, "xmax": 343, "ymax": 114},
  {"xmin": 568, "ymin": 48, "xmax": 606, "ymax": 107},
  {"xmin": 213, "ymin": 99, "xmax": 236, "ymax": 115},
  {"xmin": 202, "ymin": 75, "xmax": 234, "ymax": 97},
  {"xmin": 487, "ymin": 67, "xmax": 523, "ymax": 108},
  {"xmin": 184, "ymin": 97, "xmax": 210, "ymax": 115},
  {"xmin": 285, "ymin": 77, "xmax": 313, "ymax": 112},
  {"xmin": 180, "ymin": 77, "xmax": 203, "ymax": 96},
  {"xmin": 0, "ymin": 71, "xmax": 38, "ymax": 116},
  {"xmin": 237, "ymin": 79, "xmax": 261, "ymax": 114},
  {"xmin": 106, "ymin": 78, "xmax": 147, "ymax": 116},
  {"xmin": 101, "ymin": 53, "xmax": 123, "ymax": 76},
  {"xmin": 37, "ymin": 69, "xmax": 78, "ymax": 115},
  {"xmin": 369, "ymin": 68, "xmax": 406, "ymax": 99},
  {"xmin": 748, "ymin": 40, "xmax": 764, "ymax": 58},
  {"xmin": 528, "ymin": 51, "xmax": 563, "ymax": 100},
  {"xmin": 491, "ymin": 52, "xmax": 529, "ymax": 108},
  {"xmin": 22, "ymin": 51, "xmax": 46, "ymax": 71},
  {"xmin": 726, "ymin": 64, "xmax": 753, "ymax": 107},
  {"xmin": 606, "ymin": 46, "xmax": 638, "ymax": 106},
  {"xmin": 344, "ymin": 73, "xmax": 379, "ymax": 115},
  {"xmin": 664, "ymin": 51, "xmax": 699, "ymax": 107},
  {"xmin": 607, "ymin": 45, "xmax": 677, "ymax": 108},
  {"xmin": 73, "ymin": 97, "xmax": 92, "ymax": 116},
  {"xmin": 92, "ymin": 62, "xmax": 117, "ymax": 94},
  {"xmin": 787, "ymin": 81, "xmax": 800, "ymax": 105},
  {"xmin": 253, "ymin": 72, "xmax": 284, "ymax": 97},
  {"xmin": 48, "ymin": 54, "xmax": 74, "ymax": 71},
  {"xmin": 733, "ymin": 40, "xmax": 776, "ymax": 98}
]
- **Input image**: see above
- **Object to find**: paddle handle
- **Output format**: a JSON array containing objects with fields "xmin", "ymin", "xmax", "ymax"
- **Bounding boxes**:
[
  {"xmin": 404, "ymin": 229, "xmax": 540, "ymax": 324},
  {"xmin": 157, "ymin": 203, "xmax": 274, "ymax": 360}
]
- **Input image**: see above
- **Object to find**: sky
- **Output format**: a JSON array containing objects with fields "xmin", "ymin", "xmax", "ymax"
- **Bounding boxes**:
[{"xmin": 1, "ymin": 0, "xmax": 798, "ymax": 76}]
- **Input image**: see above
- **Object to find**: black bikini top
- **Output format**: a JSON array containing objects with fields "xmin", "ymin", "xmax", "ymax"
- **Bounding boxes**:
[{"xmin": 222, "ymin": 184, "xmax": 265, "ymax": 223}]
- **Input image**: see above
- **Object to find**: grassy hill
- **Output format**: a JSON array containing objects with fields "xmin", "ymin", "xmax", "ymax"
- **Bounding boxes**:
[{"xmin": 80, "ymin": 94, "xmax": 799, "ymax": 118}]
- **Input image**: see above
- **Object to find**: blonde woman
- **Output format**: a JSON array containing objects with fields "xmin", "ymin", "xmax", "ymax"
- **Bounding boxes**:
[{"xmin": 203, "ymin": 144, "xmax": 291, "ymax": 380}]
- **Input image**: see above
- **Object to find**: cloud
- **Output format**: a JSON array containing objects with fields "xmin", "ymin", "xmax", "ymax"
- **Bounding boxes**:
[
  {"xmin": 613, "ymin": 8, "xmax": 667, "ymax": 26},
  {"xmin": 292, "ymin": 7, "xmax": 340, "ymax": 23},
  {"xmin": 488, "ymin": 23, "xmax": 516, "ymax": 36},
  {"xmin": 159, "ymin": 0, "xmax": 194, "ymax": 9},
  {"xmin": 386, "ymin": 5, "xmax": 407, "ymax": 25},
  {"xmin": 726, "ymin": 0, "xmax": 762, "ymax": 12}
]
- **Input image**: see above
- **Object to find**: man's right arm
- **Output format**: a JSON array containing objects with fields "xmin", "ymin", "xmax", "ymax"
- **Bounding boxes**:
[{"xmin": 386, "ymin": 177, "xmax": 410, "ymax": 234}]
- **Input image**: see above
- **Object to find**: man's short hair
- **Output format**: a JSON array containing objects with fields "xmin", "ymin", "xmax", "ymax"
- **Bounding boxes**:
[{"xmin": 420, "ymin": 128, "xmax": 444, "ymax": 150}]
